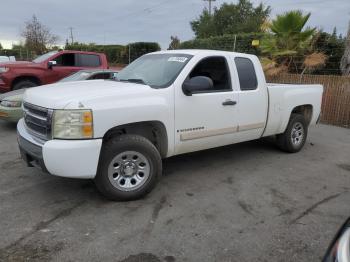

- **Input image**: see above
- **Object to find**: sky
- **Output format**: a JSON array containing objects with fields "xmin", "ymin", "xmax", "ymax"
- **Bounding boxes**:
[{"xmin": 0, "ymin": 0, "xmax": 349, "ymax": 50}]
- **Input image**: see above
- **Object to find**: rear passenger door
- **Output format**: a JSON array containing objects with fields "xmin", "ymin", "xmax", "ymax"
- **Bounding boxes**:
[{"xmin": 234, "ymin": 56, "xmax": 268, "ymax": 140}]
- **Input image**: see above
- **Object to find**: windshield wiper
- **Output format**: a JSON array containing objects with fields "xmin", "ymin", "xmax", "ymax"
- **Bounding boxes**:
[{"xmin": 119, "ymin": 78, "xmax": 146, "ymax": 85}]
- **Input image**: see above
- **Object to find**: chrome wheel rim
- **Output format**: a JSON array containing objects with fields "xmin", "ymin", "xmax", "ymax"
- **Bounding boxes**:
[
  {"xmin": 291, "ymin": 122, "xmax": 304, "ymax": 146},
  {"xmin": 108, "ymin": 151, "xmax": 150, "ymax": 192}
]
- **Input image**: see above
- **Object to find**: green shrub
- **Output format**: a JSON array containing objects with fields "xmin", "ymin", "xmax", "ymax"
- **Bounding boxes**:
[
  {"xmin": 126, "ymin": 42, "xmax": 161, "ymax": 62},
  {"xmin": 179, "ymin": 33, "xmax": 265, "ymax": 55},
  {"xmin": 65, "ymin": 43, "xmax": 125, "ymax": 64},
  {"xmin": 65, "ymin": 42, "xmax": 161, "ymax": 64}
]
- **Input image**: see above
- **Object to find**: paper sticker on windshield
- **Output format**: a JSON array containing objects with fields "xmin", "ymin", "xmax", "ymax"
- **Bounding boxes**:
[{"xmin": 168, "ymin": 57, "xmax": 188, "ymax": 63}]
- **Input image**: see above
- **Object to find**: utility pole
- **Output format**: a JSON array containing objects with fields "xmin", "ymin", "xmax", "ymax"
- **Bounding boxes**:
[
  {"xmin": 233, "ymin": 34, "xmax": 237, "ymax": 51},
  {"xmin": 203, "ymin": 0, "xmax": 216, "ymax": 16},
  {"xmin": 69, "ymin": 27, "xmax": 74, "ymax": 44}
]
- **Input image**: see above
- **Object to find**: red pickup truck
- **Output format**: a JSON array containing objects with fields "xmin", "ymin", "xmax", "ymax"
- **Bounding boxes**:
[{"xmin": 0, "ymin": 50, "xmax": 108, "ymax": 92}]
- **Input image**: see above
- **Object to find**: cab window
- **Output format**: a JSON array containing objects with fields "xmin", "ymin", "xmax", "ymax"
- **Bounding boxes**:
[
  {"xmin": 234, "ymin": 57, "xmax": 258, "ymax": 91},
  {"xmin": 77, "ymin": 54, "xmax": 101, "ymax": 67},
  {"xmin": 89, "ymin": 72, "xmax": 113, "ymax": 80},
  {"xmin": 53, "ymin": 53, "xmax": 75, "ymax": 66}
]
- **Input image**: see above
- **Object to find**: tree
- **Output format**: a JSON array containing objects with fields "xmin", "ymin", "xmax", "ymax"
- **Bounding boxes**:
[
  {"xmin": 21, "ymin": 15, "xmax": 59, "ymax": 55},
  {"xmin": 190, "ymin": 0, "xmax": 271, "ymax": 38},
  {"xmin": 340, "ymin": 21, "xmax": 350, "ymax": 75},
  {"xmin": 312, "ymin": 31, "xmax": 345, "ymax": 75},
  {"xmin": 261, "ymin": 11, "xmax": 315, "ymax": 57},
  {"xmin": 191, "ymin": 10, "xmax": 216, "ymax": 38},
  {"xmin": 168, "ymin": 36, "xmax": 180, "ymax": 50},
  {"xmin": 0, "ymin": 42, "xmax": 3, "ymax": 50},
  {"xmin": 260, "ymin": 10, "xmax": 326, "ymax": 76}
]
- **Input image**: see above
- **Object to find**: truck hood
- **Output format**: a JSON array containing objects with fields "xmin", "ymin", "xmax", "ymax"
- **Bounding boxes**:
[{"xmin": 23, "ymin": 80, "xmax": 153, "ymax": 109}]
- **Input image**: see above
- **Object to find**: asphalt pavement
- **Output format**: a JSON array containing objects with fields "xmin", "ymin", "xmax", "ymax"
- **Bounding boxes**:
[{"xmin": 0, "ymin": 121, "xmax": 349, "ymax": 262}]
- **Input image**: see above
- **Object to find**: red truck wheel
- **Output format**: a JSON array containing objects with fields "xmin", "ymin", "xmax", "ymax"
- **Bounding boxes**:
[{"xmin": 13, "ymin": 80, "xmax": 38, "ymax": 90}]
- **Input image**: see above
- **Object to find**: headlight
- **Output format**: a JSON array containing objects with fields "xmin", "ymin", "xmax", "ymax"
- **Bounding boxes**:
[
  {"xmin": 53, "ymin": 109, "xmax": 93, "ymax": 139},
  {"xmin": 0, "ymin": 67, "xmax": 9, "ymax": 73},
  {"xmin": 0, "ymin": 100, "xmax": 22, "ymax": 107}
]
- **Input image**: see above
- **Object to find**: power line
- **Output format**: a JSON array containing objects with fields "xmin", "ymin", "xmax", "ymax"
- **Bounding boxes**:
[
  {"xmin": 116, "ymin": 0, "xmax": 173, "ymax": 20},
  {"xmin": 84, "ymin": 0, "xmax": 174, "ymax": 38}
]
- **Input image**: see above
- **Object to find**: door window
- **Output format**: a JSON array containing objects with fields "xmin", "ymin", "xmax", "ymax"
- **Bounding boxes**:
[
  {"xmin": 234, "ymin": 57, "xmax": 258, "ymax": 91},
  {"xmin": 53, "ymin": 53, "xmax": 76, "ymax": 66},
  {"xmin": 77, "ymin": 54, "xmax": 101, "ymax": 67},
  {"xmin": 89, "ymin": 72, "xmax": 112, "ymax": 80},
  {"xmin": 187, "ymin": 56, "xmax": 231, "ymax": 92}
]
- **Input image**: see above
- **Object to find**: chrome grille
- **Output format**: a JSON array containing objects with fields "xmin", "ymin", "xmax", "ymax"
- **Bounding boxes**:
[{"xmin": 23, "ymin": 102, "xmax": 53, "ymax": 140}]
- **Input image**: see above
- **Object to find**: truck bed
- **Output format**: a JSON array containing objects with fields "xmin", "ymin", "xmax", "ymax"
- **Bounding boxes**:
[{"xmin": 263, "ymin": 83, "xmax": 323, "ymax": 137}]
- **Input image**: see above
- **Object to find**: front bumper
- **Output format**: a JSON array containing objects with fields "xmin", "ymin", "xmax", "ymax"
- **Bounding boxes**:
[
  {"xmin": 0, "ymin": 105, "xmax": 23, "ymax": 122},
  {"xmin": 18, "ymin": 130, "xmax": 48, "ymax": 172},
  {"xmin": 17, "ymin": 119, "xmax": 103, "ymax": 179}
]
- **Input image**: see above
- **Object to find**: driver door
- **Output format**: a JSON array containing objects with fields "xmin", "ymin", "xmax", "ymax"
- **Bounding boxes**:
[
  {"xmin": 174, "ymin": 55, "xmax": 240, "ymax": 155},
  {"xmin": 45, "ymin": 53, "xmax": 81, "ymax": 84}
]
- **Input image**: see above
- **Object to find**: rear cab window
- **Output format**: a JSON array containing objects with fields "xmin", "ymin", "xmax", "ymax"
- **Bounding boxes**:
[
  {"xmin": 77, "ymin": 54, "xmax": 101, "ymax": 67},
  {"xmin": 234, "ymin": 57, "xmax": 258, "ymax": 91}
]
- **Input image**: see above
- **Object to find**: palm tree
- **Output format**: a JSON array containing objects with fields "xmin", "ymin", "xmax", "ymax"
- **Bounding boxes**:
[{"xmin": 260, "ymin": 10, "xmax": 326, "ymax": 76}]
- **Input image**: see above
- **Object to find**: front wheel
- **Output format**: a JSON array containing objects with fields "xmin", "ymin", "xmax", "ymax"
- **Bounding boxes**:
[
  {"xmin": 276, "ymin": 114, "xmax": 308, "ymax": 153},
  {"xmin": 13, "ymin": 80, "xmax": 38, "ymax": 90},
  {"xmin": 94, "ymin": 134, "xmax": 162, "ymax": 201}
]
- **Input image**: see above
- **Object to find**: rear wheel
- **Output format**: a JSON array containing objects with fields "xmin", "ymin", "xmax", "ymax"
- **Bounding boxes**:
[
  {"xmin": 276, "ymin": 114, "xmax": 308, "ymax": 153},
  {"xmin": 94, "ymin": 134, "xmax": 162, "ymax": 201},
  {"xmin": 13, "ymin": 80, "xmax": 38, "ymax": 90}
]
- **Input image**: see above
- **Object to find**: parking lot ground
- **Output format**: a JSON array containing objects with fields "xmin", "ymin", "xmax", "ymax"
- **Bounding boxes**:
[{"xmin": 0, "ymin": 121, "xmax": 349, "ymax": 262}]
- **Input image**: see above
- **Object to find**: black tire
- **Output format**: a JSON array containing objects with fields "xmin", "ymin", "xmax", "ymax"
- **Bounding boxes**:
[
  {"xmin": 276, "ymin": 114, "xmax": 308, "ymax": 153},
  {"xmin": 94, "ymin": 134, "xmax": 162, "ymax": 201},
  {"xmin": 13, "ymin": 80, "xmax": 38, "ymax": 90}
]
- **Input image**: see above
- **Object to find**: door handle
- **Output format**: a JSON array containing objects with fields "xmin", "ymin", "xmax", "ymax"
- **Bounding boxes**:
[{"xmin": 222, "ymin": 100, "xmax": 237, "ymax": 106}]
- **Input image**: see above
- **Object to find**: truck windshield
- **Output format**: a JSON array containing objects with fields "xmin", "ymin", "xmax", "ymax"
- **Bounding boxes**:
[
  {"xmin": 32, "ymin": 51, "xmax": 59, "ymax": 63},
  {"xmin": 117, "ymin": 53, "xmax": 193, "ymax": 88}
]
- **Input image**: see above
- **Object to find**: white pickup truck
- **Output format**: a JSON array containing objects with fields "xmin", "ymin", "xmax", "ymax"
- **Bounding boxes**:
[{"xmin": 17, "ymin": 50, "xmax": 323, "ymax": 200}]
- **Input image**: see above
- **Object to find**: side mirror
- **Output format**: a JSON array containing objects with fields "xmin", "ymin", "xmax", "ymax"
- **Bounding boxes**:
[
  {"xmin": 48, "ymin": 60, "xmax": 57, "ymax": 69},
  {"xmin": 323, "ymin": 217, "xmax": 350, "ymax": 262},
  {"xmin": 182, "ymin": 76, "xmax": 213, "ymax": 96}
]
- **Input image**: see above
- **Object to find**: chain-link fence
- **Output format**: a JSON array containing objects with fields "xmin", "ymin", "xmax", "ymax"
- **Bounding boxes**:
[{"xmin": 0, "ymin": 48, "xmax": 36, "ymax": 61}]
